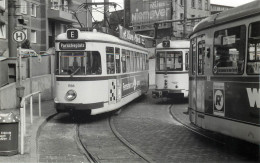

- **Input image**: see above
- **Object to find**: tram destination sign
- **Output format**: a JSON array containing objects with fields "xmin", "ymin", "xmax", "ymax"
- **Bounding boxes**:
[{"xmin": 59, "ymin": 42, "xmax": 86, "ymax": 50}]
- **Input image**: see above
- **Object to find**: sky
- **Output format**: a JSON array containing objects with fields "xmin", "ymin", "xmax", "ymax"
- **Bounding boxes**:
[{"xmin": 91, "ymin": 0, "xmax": 255, "ymax": 21}]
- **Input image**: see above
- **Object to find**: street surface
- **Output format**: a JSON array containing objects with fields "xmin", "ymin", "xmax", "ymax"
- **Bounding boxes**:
[{"xmin": 37, "ymin": 93, "xmax": 259, "ymax": 163}]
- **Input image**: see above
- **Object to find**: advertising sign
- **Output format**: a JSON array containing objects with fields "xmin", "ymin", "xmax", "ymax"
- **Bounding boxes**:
[
  {"xmin": 131, "ymin": 0, "xmax": 172, "ymax": 25},
  {"xmin": 118, "ymin": 25, "xmax": 145, "ymax": 46},
  {"xmin": 121, "ymin": 75, "xmax": 142, "ymax": 97}
]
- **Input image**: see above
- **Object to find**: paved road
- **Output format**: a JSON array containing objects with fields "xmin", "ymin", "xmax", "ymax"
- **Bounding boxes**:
[
  {"xmin": 113, "ymin": 95, "xmax": 256, "ymax": 162},
  {"xmin": 37, "ymin": 94, "xmax": 259, "ymax": 162}
]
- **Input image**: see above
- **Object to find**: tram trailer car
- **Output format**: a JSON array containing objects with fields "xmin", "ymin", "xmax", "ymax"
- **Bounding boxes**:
[
  {"xmin": 189, "ymin": 1, "xmax": 260, "ymax": 144},
  {"xmin": 152, "ymin": 40, "xmax": 190, "ymax": 99},
  {"xmin": 54, "ymin": 28, "xmax": 149, "ymax": 115}
]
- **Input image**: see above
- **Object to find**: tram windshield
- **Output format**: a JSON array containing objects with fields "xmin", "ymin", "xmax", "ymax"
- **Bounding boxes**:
[
  {"xmin": 247, "ymin": 21, "xmax": 260, "ymax": 74},
  {"xmin": 156, "ymin": 51, "xmax": 183, "ymax": 71},
  {"xmin": 57, "ymin": 51, "xmax": 101, "ymax": 75}
]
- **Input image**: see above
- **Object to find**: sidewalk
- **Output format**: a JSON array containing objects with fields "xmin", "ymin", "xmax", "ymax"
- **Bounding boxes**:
[{"xmin": 0, "ymin": 100, "xmax": 57, "ymax": 163}]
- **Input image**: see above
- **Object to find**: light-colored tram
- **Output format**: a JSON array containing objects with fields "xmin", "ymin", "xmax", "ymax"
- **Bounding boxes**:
[
  {"xmin": 152, "ymin": 40, "xmax": 190, "ymax": 98},
  {"xmin": 189, "ymin": 1, "xmax": 260, "ymax": 144},
  {"xmin": 54, "ymin": 28, "xmax": 149, "ymax": 115}
]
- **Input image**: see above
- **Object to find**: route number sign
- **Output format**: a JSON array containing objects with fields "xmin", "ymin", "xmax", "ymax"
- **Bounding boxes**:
[{"xmin": 13, "ymin": 30, "xmax": 26, "ymax": 43}]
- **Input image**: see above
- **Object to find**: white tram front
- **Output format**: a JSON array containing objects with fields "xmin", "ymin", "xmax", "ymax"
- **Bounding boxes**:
[
  {"xmin": 54, "ymin": 28, "xmax": 149, "ymax": 115},
  {"xmin": 152, "ymin": 40, "xmax": 190, "ymax": 99}
]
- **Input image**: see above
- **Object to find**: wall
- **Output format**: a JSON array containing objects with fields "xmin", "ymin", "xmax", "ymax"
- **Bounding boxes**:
[{"xmin": 0, "ymin": 74, "xmax": 54, "ymax": 110}]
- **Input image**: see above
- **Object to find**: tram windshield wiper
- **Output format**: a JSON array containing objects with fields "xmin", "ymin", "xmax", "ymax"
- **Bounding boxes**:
[{"xmin": 70, "ymin": 68, "xmax": 80, "ymax": 77}]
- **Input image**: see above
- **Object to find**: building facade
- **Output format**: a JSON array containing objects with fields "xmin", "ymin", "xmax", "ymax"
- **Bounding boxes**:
[
  {"xmin": 125, "ymin": 0, "xmax": 211, "ymax": 40},
  {"xmin": 0, "ymin": 0, "xmax": 8, "ymax": 56},
  {"xmin": 210, "ymin": 4, "xmax": 233, "ymax": 15},
  {"xmin": 0, "ymin": 0, "xmax": 91, "ymax": 58}
]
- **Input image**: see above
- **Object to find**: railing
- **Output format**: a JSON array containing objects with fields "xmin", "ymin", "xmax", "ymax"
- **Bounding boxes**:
[{"xmin": 19, "ymin": 91, "xmax": 41, "ymax": 155}]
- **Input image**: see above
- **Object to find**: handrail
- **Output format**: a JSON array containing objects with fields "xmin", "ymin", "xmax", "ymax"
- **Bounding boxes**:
[{"xmin": 19, "ymin": 91, "xmax": 41, "ymax": 155}]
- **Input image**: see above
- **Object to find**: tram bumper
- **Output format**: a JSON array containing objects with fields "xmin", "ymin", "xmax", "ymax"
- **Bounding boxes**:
[
  {"xmin": 55, "ymin": 102, "xmax": 104, "ymax": 114},
  {"xmin": 152, "ymin": 89, "xmax": 185, "ymax": 98}
]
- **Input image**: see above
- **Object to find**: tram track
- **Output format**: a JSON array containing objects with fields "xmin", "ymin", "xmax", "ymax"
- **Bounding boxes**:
[
  {"xmin": 75, "ymin": 112, "xmax": 154, "ymax": 163},
  {"xmin": 168, "ymin": 105, "xmax": 225, "ymax": 145}
]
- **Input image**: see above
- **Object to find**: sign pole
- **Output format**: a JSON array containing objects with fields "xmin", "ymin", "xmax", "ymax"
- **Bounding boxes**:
[{"xmin": 13, "ymin": 30, "xmax": 26, "ymax": 107}]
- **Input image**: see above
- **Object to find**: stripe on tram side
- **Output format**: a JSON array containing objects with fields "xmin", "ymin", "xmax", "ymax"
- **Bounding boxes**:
[
  {"xmin": 56, "ymin": 71, "xmax": 148, "ymax": 81},
  {"xmin": 189, "ymin": 76, "xmax": 260, "ymax": 83},
  {"xmin": 156, "ymin": 71, "xmax": 188, "ymax": 74}
]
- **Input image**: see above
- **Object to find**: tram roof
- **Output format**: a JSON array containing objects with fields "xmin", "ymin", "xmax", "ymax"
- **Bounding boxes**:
[
  {"xmin": 192, "ymin": 0, "xmax": 260, "ymax": 35},
  {"xmin": 56, "ymin": 30, "xmax": 148, "ymax": 52},
  {"xmin": 156, "ymin": 40, "xmax": 190, "ymax": 49}
]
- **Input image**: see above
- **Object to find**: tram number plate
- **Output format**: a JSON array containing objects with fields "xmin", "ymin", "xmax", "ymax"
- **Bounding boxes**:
[{"xmin": 68, "ymin": 84, "xmax": 75, "ymax": 87}]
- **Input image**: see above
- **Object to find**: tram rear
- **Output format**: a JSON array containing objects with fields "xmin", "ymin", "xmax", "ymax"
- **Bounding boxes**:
[{"xmin": 152, "ymin": 40, "xmax": 190, "ymax": 99}]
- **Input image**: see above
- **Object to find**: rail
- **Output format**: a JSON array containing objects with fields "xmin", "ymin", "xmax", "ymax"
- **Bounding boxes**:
[{"xmin": 19, "ymin": 91, "xmax": 42, "ymax": 155}]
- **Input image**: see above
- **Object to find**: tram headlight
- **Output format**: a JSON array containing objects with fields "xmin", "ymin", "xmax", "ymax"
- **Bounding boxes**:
[
  {"xmin": 65, "ymin": 90, "xmax": 77, "ymax": 101},
  {"xmin": 164, "ymin": 80, "xmax": 168, "ymax": 89}
]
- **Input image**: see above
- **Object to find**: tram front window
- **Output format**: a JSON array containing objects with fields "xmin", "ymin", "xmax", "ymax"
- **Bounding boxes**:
[
  {"xmin": 58, "ymin": 51, "xmax": 101, "ymax": 75},
  {"xmin": 247, "ymin": 21, "xmax": 260, "ymax": 74},
  {"xmin": 156, "ymin": 51, "xmax": 183, "ymax": 71}
]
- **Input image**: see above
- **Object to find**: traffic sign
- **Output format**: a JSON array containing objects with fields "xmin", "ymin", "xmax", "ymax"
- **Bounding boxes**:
[{"xmin": 13, "ymin": 30, "xmax": 26, "ymax": 43}]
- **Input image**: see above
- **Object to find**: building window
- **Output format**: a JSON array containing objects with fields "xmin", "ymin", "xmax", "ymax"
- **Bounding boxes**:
[
  {"xmin": 191, "ymin": 0, "xmax": 196, "ymax": 8},
  {"xmin": 0, "ymin": 0, "xmax": 6, "ymax": 10},
  {"xmin": 0, "ymin": 24, "xmax": 6, "ymax": 39},
  {"xmin": 63, "ymin": 0, "xmax": 69, "ymax": 12},
  {"xmin": 205, "ymin": 0, "xmax": 209, "ymax": 10},
  {"xmin": 31, "ymin": 30, "xmax": 36, "ymax": 43},
  {"xmin": 191, "ymin": 15, "xmax": 195, "ymax": 26},
  {"xmin": 180, "ymin": 0, "xmax": 184, "ymax": 6},
  {"xmin": 198, "ymin": 0, "xmax": 202, "ymax": 10},
  {"xmin": 20, "ymin": 0, "xmax": 27, "ymax": 14},
  {"xmin": 31, "ymin": 3, "xmax": 36, "ymax": 17},
  {"xmin": 51, "ymin": 0, "xmax": 60, "ymax": 10},
  {"xmin": 180, "ymin": 13, "xmax": 184, "ymax": 20}
]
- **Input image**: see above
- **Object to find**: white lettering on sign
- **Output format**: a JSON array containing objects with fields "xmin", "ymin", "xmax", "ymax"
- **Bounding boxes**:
[
  {"xmin": 71, "ymin": 31, "xmax": 75, "ymax": 38},
  {"xmin": 246, "ymin": 88, "xmax": 260, "ymax": 108}
]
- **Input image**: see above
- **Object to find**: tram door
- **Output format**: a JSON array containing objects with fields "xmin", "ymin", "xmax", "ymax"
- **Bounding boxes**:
[
  {"xmin": 190, "ymin": 36, "xmax": 206, "ymax": 128},
  {"xmin": 196, "ymin": 36, "xmax": 206, "ymax": 128}
]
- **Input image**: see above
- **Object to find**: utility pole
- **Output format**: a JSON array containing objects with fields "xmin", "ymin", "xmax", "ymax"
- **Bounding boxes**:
[
  {"xmin": 104, "ymin": 0, "xmax": 109, "ymax": 27},
  {"xmin": 8, "ymin": 0, "xmax": 18, "ymax": 58},
  {"xmin": 183, "ymin": 0, "xmax": 187, "ymax": 39}
]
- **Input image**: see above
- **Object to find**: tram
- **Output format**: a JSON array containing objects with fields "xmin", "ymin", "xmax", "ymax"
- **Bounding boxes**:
[
  {"xmin": 54, "ymin": 27, "xmax": 149, "ymax": 115},
  {"xmin": 152, "ymin": 40, "xmax": 190, "ymax": 99},
  {"xmin": 189, "ymin": 1, "xmax": 260, "ymax": 144}
]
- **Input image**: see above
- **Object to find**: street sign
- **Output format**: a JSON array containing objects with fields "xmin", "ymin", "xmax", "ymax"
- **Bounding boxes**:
[{"xmin": 13, "ymin": 30, "xmax": 26, "ymax": 43}]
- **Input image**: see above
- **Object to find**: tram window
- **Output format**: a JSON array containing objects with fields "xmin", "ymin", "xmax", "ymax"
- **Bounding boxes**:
[
  {"xmin": 247, "ymin": 21, "xmax": 260, "ymax": 74},
  {"xmin": 157, "ymin": 52, "xmax": 166, "ymax": 71},
  {"xmin": 185, "ymin": 52, "xmax": 189, "ymax": 70},
  {"xmin": 145, "ymin": 54, "xmax": 149, "ymax": 70},
  {"xmin": 198, "ymin": 41, "xmax": 205, "ymax": 75},
  {"xmin": 166, "ymin": 51, "xmax": 183, "ymax": 71},
  {"xmin": 191, "ymin": 39, "xmax": 197, "ymax": 75},
  {"xmin": 106, "ymin": 47, "xmax": 115, "ymax": 74},
  {"xmin": 59, "ymin": 51, "xmax": 101, "ymax": 75},
  {"xmin": 140, "ymin": 53, "xmax": 143, "ymax": 70},
  {"xmin": 122, "ymin": 49, "xmax": 126, "ymax": 73},
  {"xmin": 131, "ymin": 51, "xmax": 135, "ymax": 72},
  {"xmin": 213, "ymin": 25, "xmax": 246, "ymax": 74},
  {"xmin": 115, "ymin": 48, "xmax": 121, "ymax": 73},
  {"xmin": 126, "ymin": 50, "xmax": 131, "ymax": 72}
]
